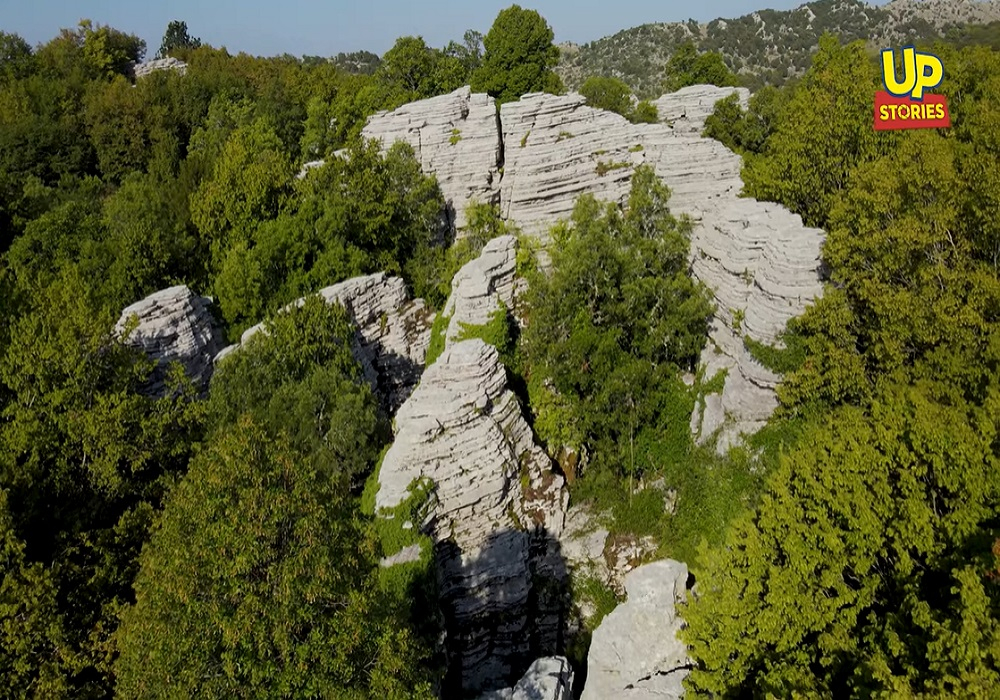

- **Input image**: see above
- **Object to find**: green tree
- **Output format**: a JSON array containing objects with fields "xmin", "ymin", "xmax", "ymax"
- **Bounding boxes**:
[
  {"xmin": 683, "ymin": 384, "xmax": 1000, "ymax": 697},
  {"xmin": 580, "ymin": 75, "xmax": 634, "ymax": 117},
  {"xmin": 156, "ymin": 20, "xmax": 201, "ymax": 60},
  {"xmin": 0, "ymin": 32, "xmax": 34, "ymax": 83},
  {"xmin": 663, "ymin": 40, "xmax": 739, "ymax": 92},
  {"xmin": 470, "ymin": 5, "xmax": 564, "ymax": 103},
  {"xmin": 114, "ymin": 416, "xmax": 435, "ymax": 699}
]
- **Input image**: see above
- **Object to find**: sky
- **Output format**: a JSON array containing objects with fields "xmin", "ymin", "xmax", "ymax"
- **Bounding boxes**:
[{"xmin": 1, "ymin": 0, "xmax": 893, "ymax": 59}]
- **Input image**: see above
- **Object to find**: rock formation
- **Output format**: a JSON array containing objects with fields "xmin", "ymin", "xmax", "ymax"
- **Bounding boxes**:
[
  {"xmin": 362, "ymin": 86, "xmax": 503, "ymax": 233},
  {"xmin": 366, "ymin": 84, "xmax": 824, "ymax": 450},
  {"xmin": 477, "ymin": 656, "xmax": 575, "ymax": 700},
  {"xmin": 444, "ymin": 235, "xmax": 518, "ymax": 342},
  {"xmin": 580, "ymin": 560, "xmax": 692, "ymax": 700},
  {"xmin": 115, "ymin": 285, "xmax": 225, "ymax": 397},
  {"xmin": 215, "ymin": 273, "xmax": 432, "ymax": 412},
  {"xmin": 375, "ymin": 239, "xmax": 569, "ymax": 696},
  {"xmin": 651, "ymin": 84, "xmax": 750, "ymax": 133},
  {"xmin": 132, "ymin": 57, "xmax": 187, "ymax": 79},
  {"xmin": 376, "ymin": 338, "xmax": 569, "ymax": 695}
]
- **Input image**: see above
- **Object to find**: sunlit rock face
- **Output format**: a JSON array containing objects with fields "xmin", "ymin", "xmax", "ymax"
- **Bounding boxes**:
[
  {"xmin": 497, "ymin": 88, "xmax": 823, "ymax": 451},
  {"xmin": 116, "ymin": 285, "xmax": 225, "ymax": 397},
  {"xmin": 362, "ymin": 86, "xmax": 504, "ymax": 234},
  {"xmin": 580, "ymin": 559, "xmax": 693, "ymax": 700}
]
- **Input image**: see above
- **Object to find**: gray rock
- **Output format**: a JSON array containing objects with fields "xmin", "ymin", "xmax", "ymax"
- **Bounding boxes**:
[
  {"xmin": 495, "ymin": 89, "xmax": 823, "ymax": 452},
  {"xmin": 444, "ymin": 235, "xmax": 518, "ymax": 342},
  {"xmin": 376, "ymin": 238, "xmax": 569, "ymax": 694},
  {"xmin": 363, "ymin": 86, "xmax": 503, "ymax": 233},
  {"xmin": 359, "ymin": 83, "xmax": 825, "ymax": 450},
  {"xmin": 217, "ymin": 273, "xmax": 432, "ymax": 412},
  {"xmin": 580, "ymin": 560, "xmax": 692, "ymax": 700},
  {"xmin": 379, "ymin": 543, "xmax": 424, "ymax": 568},
  {"xmin": 480, "ymin": 656, "xmax": 574, "ymax": 700},
  {"xmin": 375, "ymin": 339, "xmax": 569, "ymax": 693},
  {"xmin": 132, "ymin": 57, "xmax": 187, "ymax": 78},
  {"xmin": 116, "ymin": 285, "xmax": 225, "ymax": 397},
  {"xmin": 652, "ymin": 84, "xmax": 750, "ymax": 133}
]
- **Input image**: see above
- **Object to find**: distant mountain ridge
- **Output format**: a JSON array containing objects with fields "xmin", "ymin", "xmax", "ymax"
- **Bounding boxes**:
[{"xmin": 556, "ymin": 0, "xmax": 1000, "ymax": 96}]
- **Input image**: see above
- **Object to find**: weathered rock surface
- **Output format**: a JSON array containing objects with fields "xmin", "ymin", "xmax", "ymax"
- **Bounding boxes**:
[
  {"xmin": 496, "ymin": 89, "xmax": 823, "ymax": 450},
  {"xmin": 652, "ymin": 84, "xmax": 750, "ymax": 133},
  {"xmin": 580, "ymin": 560, "xmax": 692, "ymax": 700},
  {"xmin": 477, "ymin": 656, "xmax": 574, "ymax": 700},
  {"xmin": 351, "ymin": 83, "xmax": 824, "ymax": 448},
  {"xmin": 363, "ymin": 86, "xmax": 503, "ymax": 233},
  {"xmin": 444, "ymin": 235, "xmax": 518, "ymax": 342},
  {"xmin": 376, "ymin": 239, "xmax": 569, "ymax": 696},
  {"xmin": 116, "ymin": 285, "xmax": 225, "ymax": 397},
  {"xmin": 215, "ymin": 273, "xmax": 432, "ymax": 411},
  {"xmin": 376, "ymin": 338, "xmax": 569, "ymax": 695},
  {"xmin": 132, "ymin": 57, "xmax": 187, "ymax": 78}
]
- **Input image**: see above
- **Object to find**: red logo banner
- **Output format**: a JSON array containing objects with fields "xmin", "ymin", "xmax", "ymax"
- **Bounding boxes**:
[{"xmin": 874, "ymin": 91, "xmax": 951, "ymax": 131}]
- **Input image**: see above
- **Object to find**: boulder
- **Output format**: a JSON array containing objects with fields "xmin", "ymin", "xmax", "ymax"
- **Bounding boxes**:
[
  {"xmin": 580, "ymin": 560, "xmax": 693, "ymax": 700},
  {"xmin": 478, "ymin": 656, "xmax": 575, "ymax": 700},
  {"xmin": 116, "ymin": 285, "xmax": 225, "ymax": 397},
  {"xmin": 216, "ymin": 273, "xmax": 432, "ymax": 412},
  {"xmin": 362, "ymin": 86, "xmax": 503, "ymax": 233}
]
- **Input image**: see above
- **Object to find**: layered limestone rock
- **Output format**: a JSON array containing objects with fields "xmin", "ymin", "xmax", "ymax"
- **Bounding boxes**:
[
  {"xmin": 358, "ymin": 84, "xmax": 824, "ymax": 449},
  {"xmin": 652, "ymin": 84, "xmax": 750, "ymax": 133},
  {"xmin": 376, "ymin": 238, "xmax": 569, "ymax": 695},
  {"xmin": 477, "ymin": 656, "xmax": 574, "ymax": 700},
  {"xmin": 116, "ymin": 285, "xmax": 225, "ymax": 397},
  {"xmin": 499, "ymin": 93, "xmax": 641, "ymax": 244},
  {"xmin": 362, "ymin": 86, "xmax": 503, "ymax": 232},
  {"xmin": 580, "ymin": 560, "xmax": 693, "ymax": 700},
  {"xmin": 376, "ymin": 338, "xmax": 569, "ymax": 695},
  {"xmin": 215, "ymin": 273, "xmax": 432, "ymax": 411},
  {"xmin": 132, "ymin": 57, "xmax": 187, "ymax": 78},
  {"xmin": 496, "ymin": 89, "xmax": 823, "ymax": 450},
  {"xmin": 444, "ymin": 235, "xmax": 518, "ymax": 342}
]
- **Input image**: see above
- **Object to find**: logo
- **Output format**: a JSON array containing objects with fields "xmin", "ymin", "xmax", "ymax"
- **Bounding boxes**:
[{"xmin": 875, "ymin": 47, "xmax": 951, "ymax": 131}]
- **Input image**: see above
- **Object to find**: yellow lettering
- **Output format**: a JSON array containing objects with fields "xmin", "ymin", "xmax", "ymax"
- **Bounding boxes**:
[
  {"xmin": 882, "ymin": 47, "xmax": 917, "ymax": 97},
  {"xmin": 887, "ymin": 104, "xmax": 899, "ymax": 120},
  {"xmin": 913, "ymin": 53, "xmax": 944, "ymax": 100},
  {"xmin": 879, "ymin": 104, "xmax": 890, "ymax": 121},
  {"xmin": 936, "ymin": 103, "xmax": 945, "ymax": 120}
]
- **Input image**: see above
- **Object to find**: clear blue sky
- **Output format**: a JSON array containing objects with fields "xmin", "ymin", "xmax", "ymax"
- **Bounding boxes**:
[{"xmin": 2, "ymin": 0, "xmax": 893, "ymax": 58}]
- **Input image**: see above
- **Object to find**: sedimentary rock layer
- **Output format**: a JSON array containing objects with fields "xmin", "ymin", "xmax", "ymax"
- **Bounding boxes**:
[
  {"xmin": 362, "ymin": 86, "xmax": 503, "ymax": 232},
  {"xmin": 444, "ymin": 234, "xmax": 518, "ymax": 342},
  {"xmin": 115, "ymin": 285, "xmax": 225, "ymax": 397}
]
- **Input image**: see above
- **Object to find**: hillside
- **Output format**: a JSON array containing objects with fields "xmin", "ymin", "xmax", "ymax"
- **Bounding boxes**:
[{"xmin": 556, "ymin": 0, "xmax": 1000, "ymax": 96}]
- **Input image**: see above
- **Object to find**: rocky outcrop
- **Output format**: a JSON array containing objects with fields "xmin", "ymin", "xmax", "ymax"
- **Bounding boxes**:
[
  {"xmin": 652, "ymin": 84, "xmax": 750, "ymax": 133},
  {"xmin": 357, "ymin": 84, "xmax": 825, "ymax": 449},
  {"xmin": 580, "ymin": 560, "xmax": 692, "ymax": 700},
  {"xmin": 116, "ymin": 285, "xmax": 225, "ymax": 397},
  {"xmin": 444, "ymin": 235, "xmax": 518, "ymax": 342},
  {"xmin": 376, "ymin": 239, "xmax": 569, "ymax": 696},
  {"xmin": 132, "ymin": 57, "xmax": 187, "ymax": 78},
  {"xmin": 363, "ymin": 86, "xmax": 503, "ymax": 233},
  {"xmin": 496, "ymin": 90, "xmax": 823, "ymax": 451},
  {"xmin": 376, "ymin": 338, "xmax": 569, "ymax": 695},
  {"xmin": 477, "ymin": 656, "xmax": 574, "ymax": 700},
  {"xmin": 499, "ymin": 93, "xmax": 641, "ymax": 244},
  {"xmin": 215, "ymin": 273, "xmax": 432, "ymax": 412}
]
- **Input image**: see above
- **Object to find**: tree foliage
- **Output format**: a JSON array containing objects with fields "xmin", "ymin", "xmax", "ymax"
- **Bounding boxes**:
[
  {"xmin": 471, "ymin": 4, "xmax": 564, "ymax": 103},
  {"xmin": 662, "ymin": 40, "xmax": 739, "ymax": 93},
  {"xmin": 157, "ymin": 20, "xmax": 201, "ymax": 60}
]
